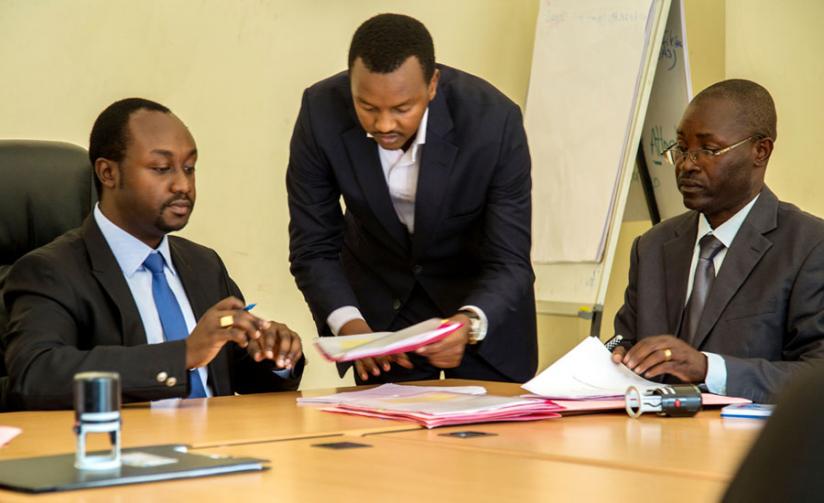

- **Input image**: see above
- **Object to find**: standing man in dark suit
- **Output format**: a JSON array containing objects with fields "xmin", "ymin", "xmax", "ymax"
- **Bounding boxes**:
[
  {"xmin": 3, "ymin": 98, "xmax": 303, "ymax": 410},
  {"xmin": 612, "ymin": 79, "xmax": 824, "ymax": 402},
  {"xmin": 287, "ymin": 13, "xmax": 537, "ymax": 384}
]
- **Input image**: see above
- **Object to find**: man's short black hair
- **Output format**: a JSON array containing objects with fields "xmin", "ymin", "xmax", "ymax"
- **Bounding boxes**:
[
  {"xmin": 348, "ymin": 13, "xmax": 436, "ymax": 82},
  {"xmin": 694, "ymin": 79, "xmax": 777, "ymax": 141},
  {"xmin": 88, "ymin": 98, "xmax": 171, "ymax": 194}
]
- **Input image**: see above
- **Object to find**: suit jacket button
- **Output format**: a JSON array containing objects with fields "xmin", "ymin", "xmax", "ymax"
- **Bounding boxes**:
[
  {"xmin": 156, "ymin": 371, "xmax": 168, "ymax": 383},
  {"xmin": 393, "ymin": 299, "xmax": 401, "ymax": 311},
  {"xmin": 166, "ymin": 377, "xmax": 177, "ymax": 387},
  {"xmin": 413, "ymin": 265, "xmax": 423, "ymax": 275}
]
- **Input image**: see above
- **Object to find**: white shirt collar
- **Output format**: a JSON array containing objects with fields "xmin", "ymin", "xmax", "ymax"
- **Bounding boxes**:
[
  {"xmin": 696, "ymin": 193, "xmax": 761, "ymax": 248},
  {"xmin": 93, "ymin": 204, "xmax": 177, "ymax": 278},
  {"xmin": 368, "ymin": 107, "xmax": 429, "ymax": 163}
]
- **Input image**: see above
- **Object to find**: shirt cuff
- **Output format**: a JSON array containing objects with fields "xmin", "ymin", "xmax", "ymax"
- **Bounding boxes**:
[
  {"xmin": 272, "ymin": 367, "xmax": 293, "ymax": 379},
  {"xmin": 326, "ymin": 306, "xmax": 365, "ymax": 336},
  {"xmin": 703, "ymin": 352, "xmax": 727, "ymax": 395},
  {"xmin": 459, "ymin": 305, "xmax": 488, "ymax": 342}
]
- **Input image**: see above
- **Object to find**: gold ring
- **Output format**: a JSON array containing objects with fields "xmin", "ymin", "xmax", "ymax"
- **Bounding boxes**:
[
  {"xmin": 663, "ymin": 348, "xmax": 672, "ymax": 362},
  {"xmin": 219, "ymin": 315, "xmax": 234, "ymax": 328}
]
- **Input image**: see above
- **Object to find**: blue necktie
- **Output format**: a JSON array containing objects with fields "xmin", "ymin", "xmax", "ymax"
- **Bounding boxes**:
[{"xmin": 143, "ymin": 252, "xmax": 207, "ymax": 398}]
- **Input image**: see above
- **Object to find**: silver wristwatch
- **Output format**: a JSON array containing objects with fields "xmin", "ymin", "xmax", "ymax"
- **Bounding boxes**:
[{"xmin": 461, "ymin": 310, "xmax": 485, "ymax": 345}]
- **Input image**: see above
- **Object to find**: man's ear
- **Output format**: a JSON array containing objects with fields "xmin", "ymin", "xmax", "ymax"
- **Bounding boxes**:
[
  {"xmin": 753, "ymin": 137, "xmax": 774, "ymax": 168},
  {"xmin": 427, "ymin": 67, "xmax": 440, "ymax": 102},
  {"xmin": 95, "ymin": 158, "xmax": 119, "ymax": 191}
]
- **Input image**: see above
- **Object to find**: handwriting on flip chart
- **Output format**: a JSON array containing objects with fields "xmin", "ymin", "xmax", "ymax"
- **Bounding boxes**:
[
  {"xmin": 659, "ymin": 28, "xmax": 684, "ymax": 71},
  {"xmin": 648, "ymin": 124, "xmax": 676, "ymax": 163},
  {"xmin": 542, "ymin": 0, "xmax": 647, "ymax": 27}
]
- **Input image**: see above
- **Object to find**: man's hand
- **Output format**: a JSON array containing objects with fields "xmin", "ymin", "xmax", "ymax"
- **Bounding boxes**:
[
  {"xmin": 612, "ymin": 335, "xmax": 708, "ymax": 383},
  {"xmin": 340, "ymin": 318, "xmax": 414, "ymax": 381},
  {"xmin": 415, "ymin": 313, "xmax": 471, "ymax": 369},
  {"xmin": 247, "ymin": 320, "xmax": 303, "ymax": 369},
  {"xmin": 185, "ymin": 297, "xmax": 265, "ymax": 369}
]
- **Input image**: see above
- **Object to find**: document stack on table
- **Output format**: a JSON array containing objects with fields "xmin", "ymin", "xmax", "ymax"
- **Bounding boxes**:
[
  {"xmin": 299, "ymin": 384, "xmax": 562, "ymax": 429},
  {"xmin": 522, "ymin": 337, "xmax": 750, "ymax": 413},
  {"xmin": 314, "ymin": 318, "xmax": 463, "ymax": 362}
]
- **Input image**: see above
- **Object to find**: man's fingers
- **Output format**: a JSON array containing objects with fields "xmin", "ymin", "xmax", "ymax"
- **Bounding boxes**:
[
  {"xmin": 286, "ymin": 330, "xmax": 303, "ymax": 367},
  {"xmin": 426, "ymin": 344, "xmax": 465, "ymax": 369},
  {"xmin": 275, "ymin": 327, "xmax": 295, "ymax": 368},
  {"xmin": 358, "ymin": 357, "xmax": 381, "ymax": 377},
  {"xmin": 417, "ymin": 331, "xmax": 463, "ymax": 356},
  {"xmin": 213, "ymin": 309, "xmax": 260, "ymax": 342},
  {"xmin": 643, "ymin": 361, "xmax": 674, "ymax": 379},
  {"xmin": 224, "ymin": 327, "xmax": 250, "ymax": 348},
  {"xmin": 375, "ymin": 355, "xmax": 393, "ymax": 372},
  {"xmin": 213, "ymin": 296, "xmax": 245, "ymax": 311},
  {"xmin": 354, "ymin": 360, "xmax": 368, "ymax": 381},
  {"xmin": 246, "ymin": 338, "xmax": 265, "ymax": 361},
  {"xmin": 392, "ymin": 353, "xmax": 414, "ymax": 369},
  {"xmin": 624, "ymin": 336, "xmax": 675, "ymax": 368},
  {"xmin": 611, "ymin": 346, "xmax": 627, "ymax": 363}
]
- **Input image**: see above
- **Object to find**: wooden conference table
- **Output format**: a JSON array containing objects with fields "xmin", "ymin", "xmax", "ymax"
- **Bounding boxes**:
[{"xmin": 0, "ymin": 379, "xmax": 764, "ymax": 501}]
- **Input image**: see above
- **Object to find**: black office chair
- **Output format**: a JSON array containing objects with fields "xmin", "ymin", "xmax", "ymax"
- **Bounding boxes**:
[{"xmin": 0, "ymin": 140, "xmax": 97, "ymax": 411}]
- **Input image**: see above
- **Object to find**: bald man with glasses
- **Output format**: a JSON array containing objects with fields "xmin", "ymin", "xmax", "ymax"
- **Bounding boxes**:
[{"xmin": 610, "ymin": 79, "xmax": 824, "ymax": 403}]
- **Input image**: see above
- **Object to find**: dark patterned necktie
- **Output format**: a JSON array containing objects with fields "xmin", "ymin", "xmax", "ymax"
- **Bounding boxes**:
[{"xmin": 683, "ymin": 234, "xmax": 725, "ymax": 346}]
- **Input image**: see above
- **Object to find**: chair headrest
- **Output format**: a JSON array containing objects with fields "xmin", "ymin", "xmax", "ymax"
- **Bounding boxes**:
[{"xmin": 0, "ymin": 140, "xmax": 97, "ymax": 265}]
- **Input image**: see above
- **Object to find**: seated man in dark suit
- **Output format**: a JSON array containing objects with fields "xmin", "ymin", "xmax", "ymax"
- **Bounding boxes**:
[
  {"xmin": 612, "ymin": 79, "xmax": 824, "ymax": 402},
  {"xmin": 3, "ymin": 98, "xmax": 304, "ymax": 409},
  {"xmin": 287, "ymin": 13, "xmax": 537, "ymax": 384}
]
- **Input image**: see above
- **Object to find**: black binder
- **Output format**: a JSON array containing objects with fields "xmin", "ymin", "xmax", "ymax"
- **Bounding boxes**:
[{"xmin": 0, "ymin": 444, "xmax": 268, "ymax": 493}]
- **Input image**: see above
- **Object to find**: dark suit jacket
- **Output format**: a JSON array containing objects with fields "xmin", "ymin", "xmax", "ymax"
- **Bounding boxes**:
[
  {"xmin": 287, "ymin": 65, "xmax": 537, "ymax": 382},
  {"xmin": 3, "ymin": 217, "xmax": 302, "ymax": 410},
  {"xmin": 615, "ymin": 187, "xmax": 824, "ymax": 402}
]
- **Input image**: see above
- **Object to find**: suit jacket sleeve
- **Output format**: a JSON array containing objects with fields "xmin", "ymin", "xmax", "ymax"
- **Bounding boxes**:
[
  {"xmin": 460, "ymin": 106, "xmax": 534, "ymax": 332},
  {"xmin": 3, "ymin": 251, "xmax": 189, "ymax": 409},
  {"xmin": 286, "ymin": 90, "xmax": 360, "ymax": 330},
  {"xmin": 614, "ymin": 236, "xmax": 641, "ymax": 345},
  {"xmin": 724, "ymin": 239, "xmax": 824, "ymax": 402}
]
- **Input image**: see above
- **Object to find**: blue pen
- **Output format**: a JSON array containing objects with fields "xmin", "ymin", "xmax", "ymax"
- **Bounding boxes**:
[{"xmin": 243, "ymin": 303, "xmax": 256, "ymax": 311}]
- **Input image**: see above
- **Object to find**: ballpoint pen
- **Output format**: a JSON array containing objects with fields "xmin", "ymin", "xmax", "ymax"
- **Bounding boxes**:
[{"xmin": 604, "ymin": 334, "xmax": 624, "ymax": 352}]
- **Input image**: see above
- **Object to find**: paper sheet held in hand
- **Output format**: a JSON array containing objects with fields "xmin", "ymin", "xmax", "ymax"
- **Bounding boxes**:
[
  {"xmin": 314, "ymin": 318, "xmax": 462, "ymax": 362},
  {"xmin": 522, "ymin": 336, "xmax": 664, "ymax": 399}
]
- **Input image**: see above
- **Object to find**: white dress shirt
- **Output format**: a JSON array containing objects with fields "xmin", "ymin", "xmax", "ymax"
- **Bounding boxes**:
[
  {"xmin": 327, "ymin": 109, "xmax": 487, "ymax": 338},
  {"xmin": 94, "ymin": 205, "xmax": 212, "ymax": 396},
  {"xmin": 687, "ymin": 194, "xmax": 760, "ymax": 394}
]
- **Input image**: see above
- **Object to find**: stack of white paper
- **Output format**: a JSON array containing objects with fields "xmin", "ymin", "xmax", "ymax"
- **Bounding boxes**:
[
  {"xmin": 314, "ymin": 318, "xmax": 462, "ymax": 362},
  {"xmin": 522, "ymin": 336, "xmax": 662, "ymax": 399},
  {"xmin": 522, "ymin": 337, "xmax": 751, "ymax": 413}
]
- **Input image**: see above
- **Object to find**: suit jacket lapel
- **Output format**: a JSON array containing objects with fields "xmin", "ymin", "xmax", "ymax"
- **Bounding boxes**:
[
  {"xmin": 692, "ymin": 189, "xmax": 777, "ymax": 349},
  {"xmin": 663, "ymin": 213, "xmax": 698, "ymax": 334},
  {"xmin": 83, "ymin": 216, "xmax": 147, "ymax": 346},
  {"xmin": 412, "ymin": 91, "xmax": 458, "ymax": 259},
  {"xmin": 342, "ymin": 126, "xmax": 410, "ymax": 248}
]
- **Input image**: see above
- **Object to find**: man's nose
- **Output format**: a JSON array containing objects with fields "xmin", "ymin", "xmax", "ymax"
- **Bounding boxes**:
[
  {"xmin": 374, "ymin": 111, "xmax": 395, "ymax": 133},
  {"xmin": 170, "ymin": 167, "xmax": 193, "ymax": 193}
]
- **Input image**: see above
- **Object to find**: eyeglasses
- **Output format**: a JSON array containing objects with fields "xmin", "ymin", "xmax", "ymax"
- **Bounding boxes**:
[{"xmin": 661, "ymin": 136, "xmax": 760, "ymax": 165}]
